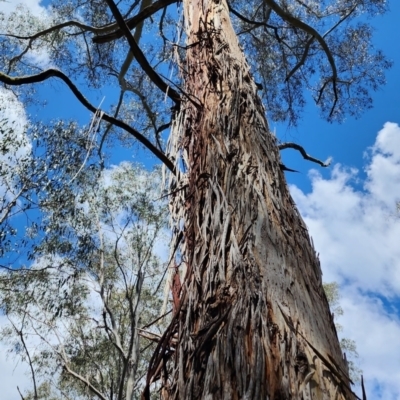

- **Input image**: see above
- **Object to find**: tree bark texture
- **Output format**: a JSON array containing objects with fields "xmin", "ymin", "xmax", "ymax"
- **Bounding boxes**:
[{"xmin": 148, "ymin": 0, "xmax": 355, "ymax": 398}]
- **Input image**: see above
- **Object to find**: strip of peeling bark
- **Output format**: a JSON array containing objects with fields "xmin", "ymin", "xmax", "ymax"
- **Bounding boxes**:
[{"xmin": 145, "ymin": 0, "xmax": 356, "ymax": 398}]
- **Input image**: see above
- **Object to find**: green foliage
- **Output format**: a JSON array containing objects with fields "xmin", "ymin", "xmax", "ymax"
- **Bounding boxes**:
[
  {"xmin": 0, "ymin": 156, "xmax": 169, "ymax": 399},
  {"xmin": 323, "ymin": 282, "xmax": 362, "ymax": 383}
]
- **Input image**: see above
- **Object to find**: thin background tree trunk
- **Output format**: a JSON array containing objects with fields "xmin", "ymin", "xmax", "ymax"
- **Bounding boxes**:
[{"xmin": 147, "ymin": 0, "xmax": 355, "ymax": 398}]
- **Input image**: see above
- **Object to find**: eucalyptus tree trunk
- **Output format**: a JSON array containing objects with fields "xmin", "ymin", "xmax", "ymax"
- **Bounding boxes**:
[{"xmin": 154, "ymin": 0, "xmax": 354, "ymax": 398}]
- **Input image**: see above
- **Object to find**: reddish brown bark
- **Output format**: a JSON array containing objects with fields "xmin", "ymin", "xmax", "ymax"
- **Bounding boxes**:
[{"xmin": 145, "ymin": 0, "xmax": 355, "ymax": 398}]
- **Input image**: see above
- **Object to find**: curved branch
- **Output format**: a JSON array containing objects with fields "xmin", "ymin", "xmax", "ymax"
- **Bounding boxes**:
[
  {"xmin": 229, "ymin": 5, "xmax": 282, "ymax": 41},
  {"xmin": 265, "ymin": 0, "xmax": 338, "ymax": 115},
  {"xmin": 1, "ymin": 20, "xmax": 116, "ymax": 42},
  {"xmin": 99, "ymin": 89, "xmax": 125, "ymax": 168},
  {"xmin": 103, "ymin": 0, "xmax": 181, "ymax": 105},
  {"xmin": 0, "ymin": 69, "xmax": 175, "ymax": 173},
  {"xmin": 229, "ymin": 5, "xmax": 276, "ymax": 29},
  {"xmin": 118, "ymin": 0, "xmax": 153, "ymax": 85},
  {"xmin": 278, "ymin": 142, "xmax": 331, "ymax": 167},
  {"xmin": 285, "ymin": 35, "xmax": 313, "ymax": 82},
  {"xmin": 63, "ymin": 365, "xmax": 108, "ymax": 400},
  {"xmin": 93, "ymin": 0, "xmax": 177, "ymax": 44},
  {"xmin": 285, "ymin": 4, "xmax": 358, "ymax": 85},
  {"xmin": 265, "ymin": 0, "xmax": 337, "ymax": 77}
]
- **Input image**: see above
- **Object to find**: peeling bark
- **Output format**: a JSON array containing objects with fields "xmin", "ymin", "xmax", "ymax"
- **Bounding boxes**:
[{"xmin": 147, "ymin": 0, "xmax": 355, "ymax": 398}]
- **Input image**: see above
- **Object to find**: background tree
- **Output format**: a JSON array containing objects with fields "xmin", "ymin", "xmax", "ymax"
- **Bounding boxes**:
[
  {"xmin": 0, "ymin": 114, "xmax": 169, "ymax": 399},
  {"xmin": 0, "ymin": 152, "xmax": 168, "ymax": 399},
  {"xmin": 323, "ymin": 282, "xmax": 362, "ymax": 383},
  {"xmin": 0, "ymin": 0, "xmax": 391, "ymax": 399}
]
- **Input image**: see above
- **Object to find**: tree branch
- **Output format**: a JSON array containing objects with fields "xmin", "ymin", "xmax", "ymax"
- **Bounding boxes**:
[
  {"xmin": 0, "ymin": 70, "xmax": 175, "ymax": 172},
  {"xmin": 278, "ymin": 142, "xmax": 331, "ymax": 167},
  {"xmin": 2, "ymin": 20, "xmax": 117, "ymax": 41},
  {"xmin": 92, "ymin": 0, "xmax": 177, "ymax": 44},
  {"xmin": 0, "ymin": 184, "xmax": 26, "ymax": 225},
  {"xmin": 103, "ymin": 0, "xmax": 181, "ymax": 105},
  {"xmin": 9, "ymin": 316, "xmax": 38, "ymax": 400},
  {"xmin": 265, "ymin": 0, "xmax": 338, "ymax": 116},
  {"xmin": 97, "ymin": 223, "xmax": 127, "ymax": 362},
  {"xmin": 229, "ymin": 5, "xmax": 280, "ymax": 34},
  {"xmin": 285, "ymin": 35, "xmax": 313, "ymax": 82},
  {"xmin": 63, "ymin": 365, "xmax": 108, "ymax": 400},
  {"xmin": 118, "ymin": 0, "xmax": 152, "ymax": 86}
]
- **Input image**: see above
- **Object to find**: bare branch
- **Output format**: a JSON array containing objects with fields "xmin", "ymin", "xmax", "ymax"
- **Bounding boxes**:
[
  {"xmin": 96, "ymin": 221, "xmax": 127, "ymax": 361},
  {"xmin": 0, "ymin": 184, "xmax": 26, "ymax": 225},
  {"xmin": 285, "ymin": 35, "xmax": 313, "ymax": 82},
  {"xmin": 1, "ymin": 0, "xmax": 176, "ymax": 46},
  {"xmin": 9, "ymin": 316, "xmax": 38, "ymax": 400},
  {"xmin": 1, "ymin": 20, "xmax": 117, "ymax": 41},
  {"xmin": 229, "ymin": 5, "xmax": 280, "ymax": 33},
  {"xmin": 63, "ymin": 365, "xmax": 108, "ymax": 400},
  {"xmin": 285, "ymin": 3, "xmax": 356, "ymax": 84},
  {"xmin": 17, "ymin": 387, "xmax": 26, "ymax": 400},
  {"xmin": 278, "ymin": 142, "xmax": 331, "ymax": 167},
  {"xmin": 92, "ymin": 0, "xmax": 177, "ymax": 44},
  {"xmin": 140, "ymin": 309, "xmax": 172, "ymax": 330},
  {"xmin": 99, "ymin": 89, "xmax": 125, "ymax": 169},
  {"xmin": 0, "ymin": 70, "xmax": 175, "ymax": 172},
  {"xmin": 137, "ymin": 328, "xmax": 163, "ymax": 343},
  {"xmin": 118, "ymin": 0, "xmax": 152, "ymax": 85},
  {"xmin": 361, "ymin": 375, "xmax": 367, "ymax": 400},
  {"xmin": 103, "ymin": 0, "xmax": 181, "ymax": 105},
  {"xmin": 265, "ymin": 0, "xmax": 337, "ymax": 75},
  {"xmin": 265, "ymin": 0, "xmax": 338, "ymax": 115},
  {"xmin": 323, "ymin": 5, "xmax": 358, "ymax": 38}
]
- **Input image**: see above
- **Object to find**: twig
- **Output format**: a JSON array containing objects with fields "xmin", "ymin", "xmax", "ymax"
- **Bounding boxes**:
[
  {"xmin": 140, "ymin": 309, "xmax": 172, "ymax": 330},
  {"xmin": 17, "ymin": 387, "xmax": 26, "ymax": 400}
]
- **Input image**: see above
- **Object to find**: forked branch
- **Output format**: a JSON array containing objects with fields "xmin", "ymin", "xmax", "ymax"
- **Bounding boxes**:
[
  {"xmin": 0, "ymin": 70, "xmax": 175, "ymax": 172},
  {"xmin": 103, "ymin": 0, "xmax": 181, "ymax": 104},
  {"xmin": 93, "ymin": 0, "xmax": 177, "ymax": 43},
  {"xmin": 278, "ymin": 142, "xmax": 331, "ymax": 167},
  {"xmin": 1, "ymin": 0, "xmax": 177, "ymax": 45},
  {"xmin": 265, "ymin": 0, "xmax": 338, "ymax": 116}
]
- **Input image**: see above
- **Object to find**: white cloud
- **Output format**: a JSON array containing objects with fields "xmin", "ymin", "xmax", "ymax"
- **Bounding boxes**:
[
  {"xmin": 0, "ymin": 88, "xmax": 28, "ymax": 133},
  {"xmin": 291, "ymin": 122, "xmax": 400, "ymax": 399},
  {"xmin": 0, "ymin": 0, "xmax": 47, "ymax": 17},
  {"xmin": 1, "ymin": 1, "xmax": 55, "ymax": 69},
  {"xmin": 0, "ymin": 88, "xmax": 31, "ymax": 213},
  {"xmin": 340, "ymin": 291, "xmax": 400, "ymax": 399}
]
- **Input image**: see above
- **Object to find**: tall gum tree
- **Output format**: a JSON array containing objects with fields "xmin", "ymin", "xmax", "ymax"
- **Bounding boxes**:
[
  {"xmin": 147, "ymin": 1, "xmax": 355, "ymax": 398},
  {"xmin": 0, "ymin": 0, "xmax": 391, "ymax": 399}
]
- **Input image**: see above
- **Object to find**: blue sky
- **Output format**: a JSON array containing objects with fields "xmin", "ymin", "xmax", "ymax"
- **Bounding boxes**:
[
  {"xmin": 1, "ymin": 1, "xmax": 400, "ymax": 399},
  {"xmin": 279, "ymin": 1, "xmax": 400, "ymax": 190}
]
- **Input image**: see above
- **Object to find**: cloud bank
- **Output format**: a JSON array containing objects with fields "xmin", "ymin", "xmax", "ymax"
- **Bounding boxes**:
[{"xmin": 291, "ymin": 122, "xmax": 400, "ymax": 399}]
